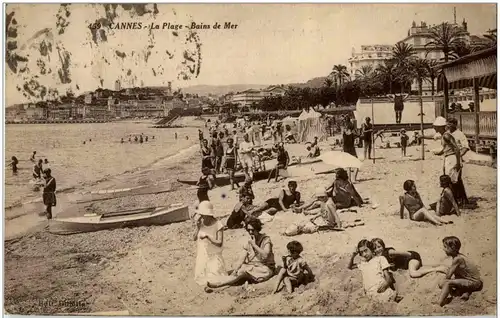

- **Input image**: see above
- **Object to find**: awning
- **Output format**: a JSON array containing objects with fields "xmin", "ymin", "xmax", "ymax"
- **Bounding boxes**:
[{"xmin": 437, "ymin": 47, "xmax": 497, "ymax": 91}]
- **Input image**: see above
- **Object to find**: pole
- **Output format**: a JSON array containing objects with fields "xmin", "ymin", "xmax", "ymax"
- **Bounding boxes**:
[
  {"xmin": 371, "ymin": 97, "xmax": 375, "ymax": 163},
  {"xmin": 473, "ymin": 77, "xmax": 480, "ymax": 153},
  {"xmin": 419, "ymin": 79, "xmax": 425, "ymax": 160}
]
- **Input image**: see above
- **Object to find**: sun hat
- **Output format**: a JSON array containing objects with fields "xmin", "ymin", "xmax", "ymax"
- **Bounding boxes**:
[
  {"xmin": 198, "ymin": 201, "xmax": 215, "ymax": 217},
  {"xmin": 433, "ymin": 116, "xmax": 447, "ymax": 127}
]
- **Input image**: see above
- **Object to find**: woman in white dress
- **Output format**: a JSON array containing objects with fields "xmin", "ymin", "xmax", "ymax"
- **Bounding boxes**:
[{"xmin": 193, "ymin": 201, "xmax": 229, "ymax": 287}]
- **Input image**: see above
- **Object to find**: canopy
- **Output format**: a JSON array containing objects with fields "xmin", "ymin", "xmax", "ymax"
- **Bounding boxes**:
[{"xmin": 437, "ymin": 47, "xmax": 497, "ymax": 91}]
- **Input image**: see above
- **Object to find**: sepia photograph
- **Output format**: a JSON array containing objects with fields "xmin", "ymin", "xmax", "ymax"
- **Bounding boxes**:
[{"xmin": 3, "ymin": 3, "xmax": 498, "ymax": 316}]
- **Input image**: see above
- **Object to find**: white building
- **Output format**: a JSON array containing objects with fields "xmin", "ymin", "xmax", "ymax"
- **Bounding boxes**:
[
  {"xmin": 348, "ymin": 45, "xmax": 393, "ymax": 79},
  {"xmin": 232, "ymin": 86, "xmax": 286, "ymax": 108}
]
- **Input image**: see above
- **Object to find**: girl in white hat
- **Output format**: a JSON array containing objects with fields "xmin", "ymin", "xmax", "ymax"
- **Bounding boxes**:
[{"xmin": 193, "ymin": 201, "xmax": 228, "ymax": 287}]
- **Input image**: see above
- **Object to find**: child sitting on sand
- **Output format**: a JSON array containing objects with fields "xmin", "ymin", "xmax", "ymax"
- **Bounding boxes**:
[
  {"xmin": 438, "ymin": 236, "xmax": 483, "ymax": 306},
  {"xmin": 348, "ymin": 240, "xmax": 402, "ymax": 303},
  {"xmin": 274, "ymin": 241, "xmax": 314, "ymax": 293},
  {"xmin": 399, "ymin": 180, "xmax": 453, "ymax": 226},
  {"xmin": 430, "ymin": 175, "xmax": 460, "ymax": 217}
]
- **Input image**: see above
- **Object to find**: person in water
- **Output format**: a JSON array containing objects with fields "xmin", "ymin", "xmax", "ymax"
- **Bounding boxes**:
[
  {"xmin": 268, "ymin": 143, "xmax": 290, "ymax": 183},
  {"xmin": 438, "ymin": 236, "xmax": 483, "ymax": 306},
  {"xmin": 430, "ymin": 175, "xmax": 460, "ymax": 217},
  {"xmin": 197, "ymin": 167, "xmax": 215, "ymax": 202},
  {"xmin": 399, "ymin": 180, "xmax": 453, "ymax": 226},
  {"xmin": 30, "ymin": 151, "xmax": 37, "ymax": 162},
  {"xmin": 9, "ymin": 156, "xmax": 19, "ymax": 174},
  {"xmin": 33, "ymin": 159, "xmax": 43, "ymax": 179},
  {"xmin": 41, "ymin": 168, "xmax": 56, "ymax": 220},
  {"xmin": 223, "ymin": 138, "xmax": 239, "ymax": 190},
  {"xmin": 252, "ymin": 180, "xmax": 301, "ymax": 216}
]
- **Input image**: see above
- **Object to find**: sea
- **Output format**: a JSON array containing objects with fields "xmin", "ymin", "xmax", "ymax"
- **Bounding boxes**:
[{"xmin": 5, "ymin": 121, "xmax": 200, "ymax": 208}]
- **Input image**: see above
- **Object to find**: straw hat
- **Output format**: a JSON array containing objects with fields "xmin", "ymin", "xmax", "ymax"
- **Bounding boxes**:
[
  {"xmin": 197, "ymin": 201, "xmax": 215, "ymax": 217},
  {"xmin": 433, "ymin": 116, "xmax": 447, "ymax": 127}
]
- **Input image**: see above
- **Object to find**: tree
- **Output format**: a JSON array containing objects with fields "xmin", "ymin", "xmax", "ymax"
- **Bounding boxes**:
[
  {"xmin": 424, "ymin": 59, "xmax": 439, "ymax": 96},
  {"xmin": 324, "ymin": 77, "xmax": 334, "ymax": 88},
  {"xmin": 408, "ymin": 58, "xmax": 430, "ymax": 159},
  {"xmin": 355, "ymin": 65, "xmax": 374, "ymax": 80},
  {"xmin": 425, "ymin": 22, "xmax": 465, "ymax": 115},
  {"xmin": 331, "ymin": 64, "xmax": 350, "ymax": 87},
  {"xmin": 392, "ymin": 42, "xmax": 416, "ymax": 93},
  {"xmin": 375, "ymin": 60, "xmax": 398, "ymax": 94}
]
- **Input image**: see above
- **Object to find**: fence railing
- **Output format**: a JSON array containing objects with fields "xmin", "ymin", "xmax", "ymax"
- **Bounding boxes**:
[{"xmin": 449, "ymin": 111, "xmax": 496, "ymax": 138}]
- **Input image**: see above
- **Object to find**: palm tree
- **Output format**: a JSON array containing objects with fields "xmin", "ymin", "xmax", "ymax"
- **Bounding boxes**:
[
  {"xmin": 375, "ymin": 60, "xmax": 398, "ymax": 94},
  {"xmin": 331, "ymin": 64, "xmax": 350, "ymax": 87},
  {"xmin": 425, "ymin": 22, "xmax": 464, "ymax": 115},
  {"xmin": 450, "ymin": 41, "xmax": 476, "ymax": 60},
  {"xmin": 355, "ymin": 65, "xmax": 374, "ymax": 80},
  {"xmin": 424, "ymin": 59, "xmax": 439, "ymax": 96},
  {"xmin": 408, "ymin": 58, "xmax": 430, "ymax": 159},
  {"xmin": 324, "ymin": 77, "xmax": 334, "ymax": 88},
  {"xmin": 392, "ymin": 42, "xmax": 416, "ymax": 93}
]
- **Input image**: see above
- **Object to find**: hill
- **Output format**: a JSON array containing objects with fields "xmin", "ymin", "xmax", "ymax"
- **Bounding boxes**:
[
  {"xmin": 179, "ymin": 84, "xmax": 269, "ymax": 96},
  {"xmin": 288, "ymin": 76, "xmax": 328, "ymax": 89}
]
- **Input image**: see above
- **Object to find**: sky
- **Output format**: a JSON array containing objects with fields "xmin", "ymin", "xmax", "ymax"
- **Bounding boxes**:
[{"xmin": 5, "ymin": 3, "xmax": 497, "ymax": 105}]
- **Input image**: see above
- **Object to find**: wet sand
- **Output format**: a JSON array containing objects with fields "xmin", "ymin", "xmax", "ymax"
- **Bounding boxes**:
[{"xmin": 4, "ymin": 133, "xmax": 497, "ymax": 316}]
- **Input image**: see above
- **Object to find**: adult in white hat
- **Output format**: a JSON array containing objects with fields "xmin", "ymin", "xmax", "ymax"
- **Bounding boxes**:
[
  {"xmin": 431, "ymin": 117, "xmax": 462, "ymax": 184},
  {"xmin": 193, "ymin": 201, "xmax": 228, "ymax": 287},
  {"xmin": 446, "ymin": 117, "xmax": 471, "ymax": 207}
]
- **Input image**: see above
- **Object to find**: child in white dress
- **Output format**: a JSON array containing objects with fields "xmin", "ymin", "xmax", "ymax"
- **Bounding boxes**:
[
  {"xmin": 193, "ymin": 201, "xmax": 228, "ymax": 287},
  {"xmin": 348, "ymin": 239, "xmax": 402, "ymax": 303}
]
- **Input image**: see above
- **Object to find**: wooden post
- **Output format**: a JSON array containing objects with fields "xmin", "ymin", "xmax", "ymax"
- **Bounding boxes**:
[
  {"xmin": 473, "ymin": 77, "xmax": 481, "ymax": 153},
  {"xmin": 371, "ymin": 97, "xmax": 375, "ymax": 163}
]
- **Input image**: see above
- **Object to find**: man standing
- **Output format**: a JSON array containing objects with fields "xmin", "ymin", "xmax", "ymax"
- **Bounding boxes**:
[
  {"xmin": 361, "ymin": 117, "xmax": 373, "ymax": 160},
  {"xmin": 447, "ymin": 117, "xmax": 470, "ymax": 207}
]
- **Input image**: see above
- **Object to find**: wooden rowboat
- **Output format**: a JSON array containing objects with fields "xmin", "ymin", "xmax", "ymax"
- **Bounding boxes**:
[
  {"xmin": 49, "ymin": 204, "xmax": 189, "ymax": 235},
  {"xmin": 177, "ymin": 158, "xmax": 322, "ymax": 187}
]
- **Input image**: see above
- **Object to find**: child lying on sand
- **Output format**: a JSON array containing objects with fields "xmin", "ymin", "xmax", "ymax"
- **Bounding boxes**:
[
  {"xmin": 348, "ymin": 240, "xmax": 402, "ymax": 303},
  {"xmin": 438, "ymin": 236, "xmax": 483, "ymax": 307},
  {"xmin": 274, "ymin": 241, "xmax": 314, "ymax": 293}
]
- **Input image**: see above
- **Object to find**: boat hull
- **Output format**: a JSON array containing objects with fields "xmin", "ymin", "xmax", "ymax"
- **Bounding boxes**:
[
  {"xmin": 49, "ymin": 205, "xmax": 189, "ymax": 235},
  {"xmin": 177, "ymin": 158, "xmax": 322, "ymax": 187}
]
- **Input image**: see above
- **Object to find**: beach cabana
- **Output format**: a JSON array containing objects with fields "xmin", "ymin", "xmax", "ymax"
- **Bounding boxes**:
[
  {"xmin": 437, "ymin": 46, "xmax": 497, "ymax": 148},
  {"xmin": 297, "ymin": 108, "xmax": 328, "ymax": 142}
]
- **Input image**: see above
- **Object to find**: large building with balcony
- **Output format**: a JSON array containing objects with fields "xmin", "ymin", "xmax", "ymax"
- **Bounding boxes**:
[
  {"xmin": 232, "ymin": 86, "xmax": 286, "ymax": 108},
  {"xmin": 348, "ymin": 45, "xmax": 393, "ymax": 79}
]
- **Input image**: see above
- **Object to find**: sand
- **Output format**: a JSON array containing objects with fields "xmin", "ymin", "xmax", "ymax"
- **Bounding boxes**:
[{"xmin": 4, "ymin": 128, "xmax": 497, "ymax": 316}]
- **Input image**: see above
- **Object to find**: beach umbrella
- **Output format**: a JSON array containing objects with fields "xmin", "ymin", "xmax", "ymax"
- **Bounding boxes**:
[{"xmin": 319, "ymin": 151, "xmax": 363, "ymax": 169}]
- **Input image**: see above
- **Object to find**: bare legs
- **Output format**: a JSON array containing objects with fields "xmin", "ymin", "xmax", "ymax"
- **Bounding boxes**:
[
  {"xmin": 229, "ymin": 170, "xmax": 239, "ymax": 190},
  {"xmin": 408, "ymin": 259, "xmax": 448, "ymax": 278},
  {"xmin": 413, "ymin": 208, "xmax": 452, "ymax": 226},
  {"xmin": 438, "ymin": 278, "xmax": 482, "ymax": 306},
  {"xmin": 207, "ymin": 272, "xmax": 251, "ymax": 288}
]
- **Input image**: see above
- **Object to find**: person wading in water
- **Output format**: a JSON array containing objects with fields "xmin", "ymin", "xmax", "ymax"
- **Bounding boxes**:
[{"xmin": 41, "ymin": 168, "xmax": 56, "ymax": 219}]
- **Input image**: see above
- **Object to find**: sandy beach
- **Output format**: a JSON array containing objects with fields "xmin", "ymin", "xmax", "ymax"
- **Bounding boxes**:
[{"xmin": 4, "ymin": 118, "xmax": 497, "ymax": 316}]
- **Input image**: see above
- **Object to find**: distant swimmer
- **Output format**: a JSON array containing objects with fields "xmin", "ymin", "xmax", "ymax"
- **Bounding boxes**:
[
  {"xmin": 128, "ymin": 137, "xmax": 131, "ymax": 142},
  {"xmin": 139, "ymin": 135, "xmax": 144, "ymax": 143},
  {"xmin": 89, "ymin": 139, "xmax": 92, "ymax": 142},
  {"xmin": 83, "ymin": 141, "xmax": 86, "ymax": 145},
  {"xmin": 152, "ymin": 136, "xmax": 155, "ymax": 140},
  {"xmin": 30, "ymin": 151, "xmax": 36, "ymax": 162},
  {"xmin": 145, "ymin": 136, "xmax": 148, "ymax": 142},
  {"xmin": 121, "ymin": 138, "xmax": 124, "ymax": 144},
  {"xmin": 9, "ymin": 156, "xmax": 18, "ymax": 174},
  {"xmin": 33, "ymin": 159, "xmax": 43, "ymax": 179},
  {"xmin": 186, "ymin": 136, "xmax": 189, "ymax": 140},
  {"xmin": 134, "ymin": 136, "xmax": 138, "ymax": 142}
]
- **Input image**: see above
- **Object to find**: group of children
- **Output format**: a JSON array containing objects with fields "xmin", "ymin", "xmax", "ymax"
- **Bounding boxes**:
[{"xmin": 348, "ymin": 237, "xmax": 482, "ymax": 306}]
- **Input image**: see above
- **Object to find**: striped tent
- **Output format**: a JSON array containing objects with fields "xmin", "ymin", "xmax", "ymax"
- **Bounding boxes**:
[
  {"xmin": 437, "ymin": 47, "xmax": 497, "ymax": 91},
  {"xmin": 297, "ymin": 109, "xmax": 328, "ymax": 142}
]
